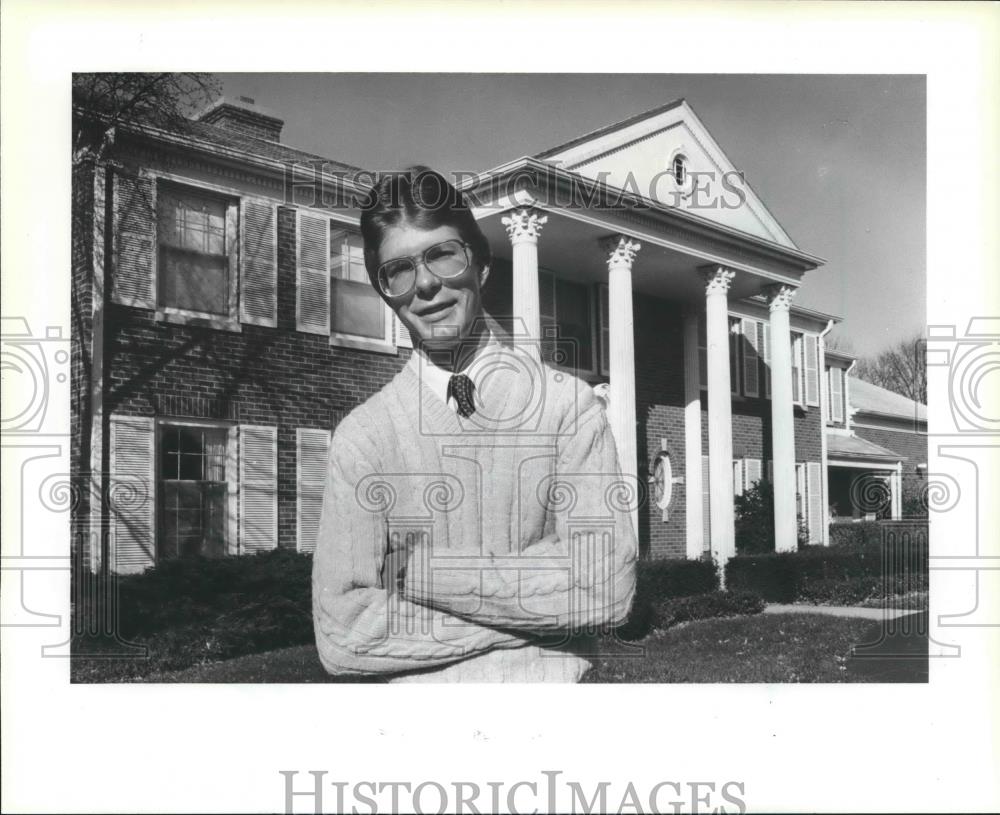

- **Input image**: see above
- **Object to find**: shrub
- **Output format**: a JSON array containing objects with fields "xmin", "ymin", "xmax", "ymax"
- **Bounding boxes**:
[
  {"xmin": 725, "ymin": 533, "xmax": 928, "ymax": 603},
  {"xmin": 735, "ymin": 480, "xmax": 810, "ymax": 553},
  {"xmin": 828, "ymin": 521, "xmax": 884, "ymax": 549},
  {"xmin": 78, "ymin": 549, "xmax": 313, "ymax": 639},
  {"xmin": 797, "ymin": 575, "xmax": 928, "ymax": 606},
  {"xmin": 613, "ymin": 557, "xmax": 719, "ymax": 640},
  {"xmin": 651, "ymin": 590, "xmax": 766, "ymax": 629},
  {"xmin": 735, "ymin": 482, "xmax": 775, "ymax": 554}
]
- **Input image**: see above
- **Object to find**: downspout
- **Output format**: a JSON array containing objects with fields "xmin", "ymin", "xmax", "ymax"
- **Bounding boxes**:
[{"xmin": 818, "ymin": 320, "xmax": 835, "ymax": 545}]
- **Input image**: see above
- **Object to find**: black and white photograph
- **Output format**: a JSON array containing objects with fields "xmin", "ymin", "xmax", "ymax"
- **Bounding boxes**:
[
  {"xmin": 65, "ymin": 71, "xmax": 930, "ymax": 685},
  {"xmin": 2, "ymin": 2, "xmax": 998, "ymax": 814}
]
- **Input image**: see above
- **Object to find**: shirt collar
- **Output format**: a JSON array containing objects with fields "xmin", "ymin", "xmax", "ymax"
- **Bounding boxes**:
[{"xmin": 407, "ymin": 324, "xmax": 499, "ymax": 408}]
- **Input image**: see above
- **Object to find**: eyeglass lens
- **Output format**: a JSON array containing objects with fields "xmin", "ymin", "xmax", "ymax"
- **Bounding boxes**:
[{"xmin": 379, "ymin": 240, "xmax": 468, "ymax": 296}]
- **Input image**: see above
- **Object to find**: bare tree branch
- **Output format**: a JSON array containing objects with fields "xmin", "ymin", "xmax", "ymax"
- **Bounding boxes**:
[{"xmin": 853, "ymin": 332, "xmax": 927, "ymax": 404}]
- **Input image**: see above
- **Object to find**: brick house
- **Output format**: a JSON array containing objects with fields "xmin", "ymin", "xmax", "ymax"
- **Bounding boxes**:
[
  {"xmin": 72, "ymin": 95, "xmax": 911, "ymax": 574},
  {"xmin": 824, "ymin": 347, "xmax": 928, "ymax": 521}
]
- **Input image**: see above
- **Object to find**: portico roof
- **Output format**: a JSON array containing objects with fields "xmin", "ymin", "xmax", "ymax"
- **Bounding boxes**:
[{"xmin": 827, "ymin": 433, "xmax": 903, "ymax": 464}]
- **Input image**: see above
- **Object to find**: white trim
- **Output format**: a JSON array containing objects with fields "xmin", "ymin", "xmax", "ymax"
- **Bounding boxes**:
[
  {"xmin": 154, "ymin": 416, "xmax": 239, "ymax": 558},
  {"xmin": 152, "ymin": 176, "xmax": 241, "ymax": 328},
  {"xmin": 828, "ymin": 458, "xmax": 900, "ymax": 470},
  {"xmin": 541, "ymin": 101, "xmax": 797, "ymax": 248}
]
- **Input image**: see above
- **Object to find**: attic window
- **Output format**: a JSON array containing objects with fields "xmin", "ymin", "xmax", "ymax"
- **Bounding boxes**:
[{"xmin": 672, "ymin": 154, "xmax": 687, "ymax": 185}]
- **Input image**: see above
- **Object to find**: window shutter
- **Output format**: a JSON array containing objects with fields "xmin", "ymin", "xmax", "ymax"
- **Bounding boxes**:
[
  {"xmin": 113, "ymin": 173, "xmax": 156, "ymax": 308},
  {"xmin": 698, "ymin": 314, "xmax": 708, "ymax": 390},
  {"xmin": 239, "ymin": 424, "xmax": 278, "ymax": 553},
  {"xmin": 791, "ymin": 334, "xmax": 803, "ymax": 403},
  {"xmin": 761, "ymin": 322, "xmax": 771, "ymax": 398},
  {"xmin": 746, "ymin": 458, "xmax": 762, "ymax": 489},
  {"xmin": 598, "ymin": 283, "xmax": 610, "ymax": 376},
  {"xmin": 804, "ymin": 334, "xmax": 820, "ymax": 406},
  {"xmin": 296, "ymin": 428, "xmax": 330, "ymax": 553},
  {"xmin": 733, "ymin": 459, "xmax": 744, "ymax": 496},
  {"xmin": 296, "ymin": 212, "xmax": 330, "ymax": 334},
  {"xmin": 729, "ymin": 318, "xmax": 740, "ymax": 395},
  {"xmin": 796, "ymin": 462, "xmax": 806, "ymax": 523},
  {"xmin": 109, "ymin": 415, "xmax": 156, "ymax": 573},
  {"xmin": 701, "ymin": 454, "xmax": 711, "ymax": 542},
  {"xmin": 830, "ymin": 367, "xmax": 845, "ymax": 423},
  {"xmin": 394, "ymin": 315, "xmax": 413, "ymax": 349},
  {"xmin": 240, "ymin": 199, "xmax": 277, "ymax": 326},
  {"xmin": 807, "ymin": 462, "xmax": 823, "ymax": 544},
  {"xmin": 741, "ymin": 318, "xmax": 760, "ymax": 397}
]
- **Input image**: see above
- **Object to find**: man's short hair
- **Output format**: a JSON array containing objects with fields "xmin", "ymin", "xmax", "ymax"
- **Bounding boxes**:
[{"xmin": 359, "ymin": 166, "xmax": 491, "ymax": 286}]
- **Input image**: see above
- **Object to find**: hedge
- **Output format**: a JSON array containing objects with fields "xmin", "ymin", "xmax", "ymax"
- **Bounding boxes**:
[
  {"xmin": 828, "ymin": 521, "xmax": 885, "ymax": 548},
  {"xmin": 724, "ymin": 531, "xmax": 928, "ymax": 603},
  {"xmin": 650, "ymin": 591, "xmax": 765, "ymax": 629},
  {"xmin": 75, "ymin": 548, "xmax": 314, "ymax": 640},
  {"xmin": 613, "ymin": 557, "xmax": 719, "ymax": 640}
]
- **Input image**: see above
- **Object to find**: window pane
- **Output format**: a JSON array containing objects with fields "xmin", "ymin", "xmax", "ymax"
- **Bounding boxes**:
[
  {"xmin": 555, "ymin": 278, "xmax": 592, "ymax": 371},
  {"xmin": 331, "ymin": 278, "xmax": 385, "ymax": 339},
  {"xmin": 160, "ymin": 248, "xmax": 228, "ymax": 314},
  {"xmin": 331, "ymin": 228, "xmax": 367, "ymax": 283},
  {"xmin": 159, "ymin": 189, "xmax": 226, "ymax": 253},
  {"xmin": 157, "ymin": 186, "xmax": 230, "ymax": 315}
]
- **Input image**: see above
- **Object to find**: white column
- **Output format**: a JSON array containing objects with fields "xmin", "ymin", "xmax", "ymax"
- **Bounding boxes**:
[
  {"xmin": 701, "ymin": 266, "xmax": 736, "ymax": 575},
  {"xmin": 603, "ymin": 235, "xmax": 641, "ymax": 537},
  {"xmin": 501, "ymin": 208, "xmax": 547, "ymax": 342},
  {"xmin": 891, "ymin": 462, "xmax": 902, "ymax": 520},
  {"xmin": 682, "ymin": 308, "xmax": 704, "ymax": 559},
  {"xmin": 765, "ymin": 284, "xmax": 799, "ymax": 552}
]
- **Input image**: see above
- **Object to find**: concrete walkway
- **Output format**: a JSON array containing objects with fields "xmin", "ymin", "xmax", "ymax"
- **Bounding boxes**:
[{"xmin": 764, "ymin": 603, "xmax": 922, "ymax": 621}]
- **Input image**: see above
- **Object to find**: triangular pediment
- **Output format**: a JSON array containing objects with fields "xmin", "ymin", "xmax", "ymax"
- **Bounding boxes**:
[{"xmin": 537, "ymin": 99, "xmax": 797, "ymax": 249}]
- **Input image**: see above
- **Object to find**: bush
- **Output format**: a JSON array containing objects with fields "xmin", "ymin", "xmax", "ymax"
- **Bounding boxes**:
[
  {"xmin": 828, "ymin": 521, "xmax": 884, "ymax": 549},
  {"xmin": 77, "ymin": 549, "xmax": 313, "ymax": 639},
  {"xmin": 735, "ymin": 482, "xmax": 775, "ymax": 554},
  {"xmin": 725, "ymin": 532, "xmax": 928, "ymax": 603},
  {"xmin": 735, "ymin": 480, "xmax": 810, "ymax": 553},
  {"xmin": 651, "ymin": 590, "xmax": 766, "ymax": 629},
  {"xmin": 797, "ymin": 575, "xmax": 928, "ymax": 606},
  {"xmin": 613, "ymin": 557, "xmax": 719, "ymax": 640}
]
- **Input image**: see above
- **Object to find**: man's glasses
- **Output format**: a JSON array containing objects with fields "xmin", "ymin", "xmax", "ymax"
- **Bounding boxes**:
[{"xmin": 376, "ymin": 239, "xmax": 472, "ymax": 297}]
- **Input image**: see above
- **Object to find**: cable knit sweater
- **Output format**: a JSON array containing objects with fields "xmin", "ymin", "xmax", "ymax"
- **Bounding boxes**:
[{"xmin": 312, "ymin": 331, "xmax": 638, "ymax": 682}]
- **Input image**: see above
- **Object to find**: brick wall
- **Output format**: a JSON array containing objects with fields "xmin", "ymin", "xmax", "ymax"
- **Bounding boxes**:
[
  {"xmin": 105, "ymin": 204, "xmax": 409, "ymax": 551},
  {"xmin": 71, "ymin": 158, "xmax": 96, "ymax": 566},
  {"xmin": 634, "ymin": 298, "xmax": 687, "ymax": 559}
]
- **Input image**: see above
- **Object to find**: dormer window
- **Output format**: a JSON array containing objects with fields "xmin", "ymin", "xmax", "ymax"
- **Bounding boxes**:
[{"xmin": 672, "ymin": 154, "xmax": 687, "ymax": 185}]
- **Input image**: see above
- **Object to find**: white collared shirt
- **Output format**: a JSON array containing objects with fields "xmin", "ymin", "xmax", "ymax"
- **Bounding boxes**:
[{"xmin": 407, "ymin": 329, "xmax": 497, "ymax": 413}]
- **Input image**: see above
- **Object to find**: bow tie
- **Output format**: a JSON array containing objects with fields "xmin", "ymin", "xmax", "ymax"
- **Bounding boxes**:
[{"xmin": 447, "ymin": 373, "xmax": 476, "ymax": 418}]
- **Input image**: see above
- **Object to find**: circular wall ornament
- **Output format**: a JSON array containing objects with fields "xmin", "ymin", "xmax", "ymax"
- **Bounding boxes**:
[{"xmin": 652, "ymin": 450, "xmax": 673, "ymax": 511}]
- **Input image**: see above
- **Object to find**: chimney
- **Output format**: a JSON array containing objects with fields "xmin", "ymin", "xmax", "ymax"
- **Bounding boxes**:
[{"xmin": 196, "ymin": 95, "xmax": 284, "ymax": 142}]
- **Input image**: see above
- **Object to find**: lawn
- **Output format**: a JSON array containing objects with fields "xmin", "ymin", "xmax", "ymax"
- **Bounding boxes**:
[{"xmin": 108, "ymin": 612, "xmax": 922, "ymax": 684}]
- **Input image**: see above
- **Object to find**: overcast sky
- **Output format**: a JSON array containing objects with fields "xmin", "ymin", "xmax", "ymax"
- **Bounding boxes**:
[{"xmin": 218, "ymin": 73, "xmax": 925, "ymax": 357}]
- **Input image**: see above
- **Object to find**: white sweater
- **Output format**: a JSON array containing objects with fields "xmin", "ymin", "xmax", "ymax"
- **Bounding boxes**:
[{"xmin": 312, "ymin": 332, "xmax": 637, "ymax": 682}]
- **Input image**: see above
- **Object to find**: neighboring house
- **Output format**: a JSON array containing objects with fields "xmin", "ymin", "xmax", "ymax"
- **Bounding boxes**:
[
  {"xmin": 824, "ymin": 348, "xmax": 928, "ymax": 521},
  {"xmin": 73, "ymin": 95, "xmax": 865, "ymax": 574}
]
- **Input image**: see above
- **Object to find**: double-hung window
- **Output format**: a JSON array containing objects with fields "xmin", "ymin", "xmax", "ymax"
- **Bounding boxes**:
[
  {"xmin": 330, "ymin": 227, "xmax": 386, "ymax": 342},
  {"xmin": 159, "ymin": 423, "xmax": 231, "ymax": 560},
  {"xmin": 157, "ymin": 184, "xmax": 237, "ymax": 320}
]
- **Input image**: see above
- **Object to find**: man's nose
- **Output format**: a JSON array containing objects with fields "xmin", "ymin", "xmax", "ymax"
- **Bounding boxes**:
[{"xmin": 413, "ymin": 260, "xmax": 441, "ymax": 297}]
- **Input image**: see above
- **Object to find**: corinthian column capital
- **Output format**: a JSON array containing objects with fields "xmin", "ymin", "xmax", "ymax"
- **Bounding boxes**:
[
  {"xmin": 502, "ymin": 208, "xmax": 548, "ymax": 244},
  {"xmin": 701, "ymin": 265, "xmax": 736, "ymax": 296},
  {"xmin": 602, "ymin": 235, "xmax": 641, "ymax": 270},
  {"xmin": 764, "ymin": 284, "xmax": 797, "ymax": 312}
]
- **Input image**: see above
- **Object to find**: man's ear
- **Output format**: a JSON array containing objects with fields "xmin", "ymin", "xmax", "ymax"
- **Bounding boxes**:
[{"xmin": 479, "ymin": 264, "xmax": 491, "ymax": 289}]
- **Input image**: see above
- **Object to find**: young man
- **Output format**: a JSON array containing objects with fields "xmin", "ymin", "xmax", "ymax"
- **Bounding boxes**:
[{"xmin": 312, "ymin": 168, "xmax": 637, "ymax": 682}]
